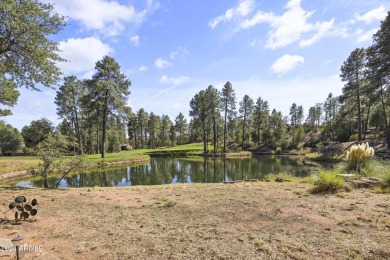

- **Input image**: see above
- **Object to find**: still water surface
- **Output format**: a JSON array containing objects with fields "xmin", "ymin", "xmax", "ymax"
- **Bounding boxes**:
[{"xmin": 14, "ymin": 155, "xmax": 314, "ymax": 188}]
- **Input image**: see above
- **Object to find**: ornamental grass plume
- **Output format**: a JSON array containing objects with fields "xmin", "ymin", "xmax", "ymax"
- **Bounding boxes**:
[{"xmin": 346, "ymin": 142, "xmax": 374, "ymax": 173}]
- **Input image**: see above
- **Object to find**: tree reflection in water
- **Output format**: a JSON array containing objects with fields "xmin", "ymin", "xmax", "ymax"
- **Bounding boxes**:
[{"xmin": 15, "ymin": 155, "xmax": 312, "ymax": 188}]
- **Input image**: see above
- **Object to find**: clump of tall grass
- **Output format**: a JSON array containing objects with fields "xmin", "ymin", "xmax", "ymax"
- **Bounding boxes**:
[
  {"xmin": 338, "ymin": 157, "xmax": 387, "ymax": 177},
  {"xmin": 312, "ymin": 168, "xmax": 350, "ymax": 193},
  {"xmin": 346, "ymin": 142, "xmax": 374, "ymax": 173},
  {"xmin": 382, "ymin": 168, "xmax": 390, "ymax": 188}
]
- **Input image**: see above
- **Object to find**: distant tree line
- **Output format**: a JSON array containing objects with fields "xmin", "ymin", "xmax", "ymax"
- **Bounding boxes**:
[{"xmin": 1, "ymin": 1, "xmax": 389, "ymax": 155}]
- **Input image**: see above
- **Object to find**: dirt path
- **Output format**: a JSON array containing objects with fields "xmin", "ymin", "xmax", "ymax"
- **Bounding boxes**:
[{"xmin": 0, "ymin": 182, "xmax": 389, "ymax": 259}]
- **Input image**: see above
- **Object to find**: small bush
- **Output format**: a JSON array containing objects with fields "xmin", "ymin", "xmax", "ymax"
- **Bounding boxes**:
[
  {"xmin": 275, "ymin": 147, "xmax": 282, "ymax": 154},
  {"xmin": 349, "ymin": 134, "xmax": 358, "ymax": 141},
  {"xmin": 312, "ymin": 169, "xmax": 348, "ymax": 193}
]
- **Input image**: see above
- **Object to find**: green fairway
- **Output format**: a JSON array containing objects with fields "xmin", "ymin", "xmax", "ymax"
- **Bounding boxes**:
[{"xmin": 0, "ymin": 143, "xmax": 211, "ymax": 175}]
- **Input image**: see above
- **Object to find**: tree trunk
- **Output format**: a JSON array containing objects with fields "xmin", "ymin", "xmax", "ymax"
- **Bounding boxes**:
[
  {"xmin": 223, "ymin": 103, "xmax": 227, "ymax": 153},
  {"xmin": 357, "ymin": 87, "xmax": 362, "ymax": 142},
  {"xmin": 101, "ymin": 92, "xmax": 109, "ymax": 158},
  {"xmin": 363, "ymin": 93, "xmax": 373, "ymax": 141},
  {"xmin": 144, "ymin": 125, "xmax": 148, "ymax": 148},
  {"xmin": 213, "ymin": 116, "xmax": 217, "ymax": 154},
  {"xmin": 140, "ymin": 124, "xmax": 143, "ymax": 148},
  {"xmin": 203, "ymin": 120, "xmax": 207, "ymax": 153},
  {"xmin": 44, "ymin": 172, "xmax": 48, "ymax": 188},
  {"xmin": 242, "ymin": 112, "xmax": 246, "ymax": 149},
  {"xmin": 72, "ymin": 88, "xmax": 82, "ymax": 154},
  {"xmin": 96, "ymin": 124, "xmax": 100, "ymax": 154},
  {"xmin": 379, "ymin": 85, "xmax": 389, "ymax": 151}
]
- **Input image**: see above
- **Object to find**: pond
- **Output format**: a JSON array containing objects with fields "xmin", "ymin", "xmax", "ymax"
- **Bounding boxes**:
[{"xmin": 12, "ymin": 155, "xmax": 316, "ymax": 188}]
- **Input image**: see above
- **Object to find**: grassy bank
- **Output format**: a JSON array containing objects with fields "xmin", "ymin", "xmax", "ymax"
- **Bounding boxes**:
[
  {"xmin": 0, "ymin": 182, "xmax": 389, "ymax": 259},
  {"xmin": 0, "ymin": 143, "xmax": 210, "ymax": 176}
]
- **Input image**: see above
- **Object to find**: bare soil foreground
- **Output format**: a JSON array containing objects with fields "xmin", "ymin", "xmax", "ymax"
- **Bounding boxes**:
[{"xmin": 0, "ymin": 182, "xmax": 389, "ymax": 259}]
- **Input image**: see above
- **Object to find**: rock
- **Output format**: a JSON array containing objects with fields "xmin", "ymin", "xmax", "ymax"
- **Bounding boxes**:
[
  {"xmin": 337, "ymin": 174, "xmax": 357, "ymax": 179},
  {"xmin": 348, "ymin": 180, "xmax": 375, "ymax": 188},
  {"xmin": 275, "ymin": 177, "xmax": 284, "ymax": 182}
]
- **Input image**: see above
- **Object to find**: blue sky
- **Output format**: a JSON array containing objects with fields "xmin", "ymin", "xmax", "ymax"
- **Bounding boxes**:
[{"xmin": 3, "ymin": 0, "xmax": 390, "ymax": 130}]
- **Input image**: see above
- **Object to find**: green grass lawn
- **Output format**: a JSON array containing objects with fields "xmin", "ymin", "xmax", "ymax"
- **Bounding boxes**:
[
  {"xmin": 0, "ymin": 143, "xmax": 210, "ymax": 175},
  {"xmin": 86, "ymin": 143, "xmax": 208, "ymax": 159},
  {"xmin": 0, "ymin": 156, "xmax": 41, "ymax": 174}
]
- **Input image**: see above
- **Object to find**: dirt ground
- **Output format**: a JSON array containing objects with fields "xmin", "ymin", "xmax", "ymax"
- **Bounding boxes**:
[{"xmin": 0, "ymin": 182, "xmax": 389, "ymax": 259}]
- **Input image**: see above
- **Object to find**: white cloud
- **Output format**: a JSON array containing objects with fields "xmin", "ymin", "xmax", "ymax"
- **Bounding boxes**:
[
  {"xmin": 43, "ymin": 0, "xmax": 159, "ymax": 37},
  {"xmin": 209, "ymin": 0, "xmax": 255, "ymax": 29},
  {"xmin": 155, "ymin": 58, "xmax": 172, "ymax": 69},
  {"xmin": 270, "ymin": 54, "xmax": 304, "ymax": 75},
  {"xmin": 355, "ymin": 6, "xmax": 387, "ymax": 24},
  {"xmin": 138, "ymin": 65, "xmax": 148, "ymax": 72},
  {"xmin": 170, "ymin": 47, "xmax": 189, "ymax": 60},
  {"xmin": 160, "ymin": 75, "xmax": 189, "ymax": 85},
  {"xmin": 130, "ymin": 35, "xmax": 140, "ymax": 47},
  {"xmin": 300, "ymin": 19, "xmax": 335, "ymax": 47},
  {"xmin": 356, "ymin": 28, "xmax": 377, "ymax": 43},
  {"xmin": 58, "ymin": 37, "xmax": 113, "ymax": 76},
  {"xmin": 240, "ymin": 0, "xmax": 334, "ymax": 49}
]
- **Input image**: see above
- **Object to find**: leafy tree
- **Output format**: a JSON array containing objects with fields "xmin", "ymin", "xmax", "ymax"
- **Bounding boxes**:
[
  {"xmin": 0, "ymin": 121, "xmax": 22, "ymax": 153},
  {"xmin": 160, "ymin": 115, "xmax": 172, "ymax": 147},
  {"xmin": 190, "ymin": 90, "xmax": 209, "ymax": 153},
  {"xmin": 0, "ymin": 0, "xmax": 66, "ymax": 96},
  {"xmin": 169, "ymin": 124, "xmax": 176, "ymax": 147},
  {"xmin": 340, "ymin": 48, "xmax": 366, "ymax": 141},
  {"xmin": 137, "ymin": 108, "xmax": 148, "ymax": 148},
  {"xmin": 86, "ymin": 56, "xmax": 131, "ymax": 158},
  {"xmin": 0, "ymin": 75, "xmax": 18, "ymax": 116},
  {"xmin": 148, "ymin": 112, "xmax": 161, "ymax": 148},
  {"xmin": 269, "ymin": 109, "xmax": 288, "ymax": 148},
  {"xmin": 252, "ymin": 97, "xmax": 269, "ymax": 147},
  {"xmin": 21, "ymin": 117, "xmax": 54, "ymax": 148},
  {"xmin": 205, "ymin": 85, "xmax": 222, "ymax": 154},
  {"xmin": 33, "ymin": 134, "xmax": 89, "ymax": 188},
  {"xmin": 239, "ymin": 95, "xmax": 254, "ymax": 149},
  {"xmin": 174, "ymin": 112, "xmax": 187, "ymax": 145},
  {"xmin": 315, "ymin": 103, "xmax": 323, "ymax": 127},
  {"xmin": 370, "ymin": 105, "xmax": 386, "ymax": 137},
  {"xmin": 220, "ymin": 82, "xmax": 236, "ymax": 152},
  {"xmin": 297, "ymin": 105, "xmax": 304, "ymax": 125},
  {"xmin": 106, "ymin": 118, "xmax": 123, "ymax": 153},
  {"xmin": 333, "ymin": 105, "xmax": 355, "ymax": 142},
  {"xmin": 369, "ymin": 16, "xmax": 390, "ymax": 149},
  {"xmin": 188, "ymin": 118, "xmax": 202, "ymax": 143},
  {"xmin": 56, "ymin": 118, "xmax": 77, "ymax": 154},
  {"xmin": 323, "ymin": 93, "xmax": 338, "ymax": 138},
  {"xmin": 55, "ymin": 76, "xmax": 84, "ymax": 153},
  {"xmin": 289, "ymin": 103, "xmax": 298, "ymax": 126},
  {"xmin": 126, "ymin": 110, "xmax": 138, "ymax": 148}
]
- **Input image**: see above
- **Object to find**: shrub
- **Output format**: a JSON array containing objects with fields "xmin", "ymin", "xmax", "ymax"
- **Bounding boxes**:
[
  {"xmin": 349, "ymin": 134, "xmax": 358, "ymax": 141},
  {"xmin": 312, "ymin": 169, "xmax": 348, "ymax": 193},
  {"xmin": 275, "ymin": 147, "xmax": 282, "ymax": 154}
]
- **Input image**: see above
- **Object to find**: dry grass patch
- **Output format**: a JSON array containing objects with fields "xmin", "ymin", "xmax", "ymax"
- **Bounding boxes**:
[{"xmin": 0, "ymin": 182, "xmax": 389, "ymax": 259}]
